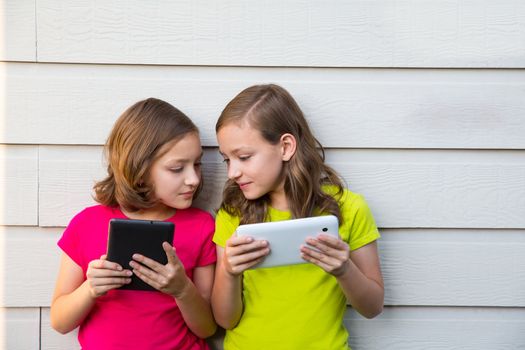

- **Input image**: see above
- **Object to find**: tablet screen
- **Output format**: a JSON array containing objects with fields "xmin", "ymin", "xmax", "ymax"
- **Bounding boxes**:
[
  {"xmin": 235, "ymin": 215, "xmax": 339, "ymax": 269},
  {"xmin": 107, "ymin": 218, "xmax": 174, "ymax": 291}
]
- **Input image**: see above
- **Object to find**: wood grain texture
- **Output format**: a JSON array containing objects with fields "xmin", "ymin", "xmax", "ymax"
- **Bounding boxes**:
[
  {"xmin": 0, "ymin": 0, "xmax": 36, "ymax": 61},
  {"xmin": 379, "ymin": 229, "xmax": 525, "ymax": 307},
  {"xmin": 40, "ymin": 308, "xmax": 80, "ymax": 350},
  {"xmin": 38, "ymin": 146, "xmax": 105, "ymax": 227},
  {"xmin": 0, "ymin": 145, "xmax": 38, "ymax": 225},
  {"xmin": 5, "ymin": 224, "xmax": 524, "ymax": 307},
  {"xmin": 2, "ymin": 62, "xmax": 525, "ymax": 148},
  {"xmin": 0, "ymin": 308, "xmax": 40, "ymax": 350},
  {"xmin": 36, "ymin": 0, "xmax": 525, "ymax": 67},
  {"xmin": 0, "ymin": 227, "xmax": 61, "ymax": 307},
  {"xmin": 39, "ymin": 146, "xmax": 525, "ymax": 229},
  {"xmin": 39, "ymin": 307, "xmax": 525, "ymax": 350},
  {"xmin": 345, "ymin": 307, "xmax": 525, "ymax": 350}
]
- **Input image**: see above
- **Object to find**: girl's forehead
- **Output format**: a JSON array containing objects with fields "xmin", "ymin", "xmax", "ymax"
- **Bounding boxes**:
[
  {"xmin": 217, "ymin": 123, "xmax": 268, "ymax": 152},
  {"xmin": 218, "ymin": 122, "xmax": 260, "ymax": 140},
  {"xmin": 156, "ymin": 132, "xmax": 201, "ymax": 157}
]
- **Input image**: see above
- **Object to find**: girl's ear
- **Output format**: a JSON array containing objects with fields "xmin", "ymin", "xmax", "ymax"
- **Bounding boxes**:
[{"xmin": 280, "ymin": 133, "xmax": 297, "ymax": 161}]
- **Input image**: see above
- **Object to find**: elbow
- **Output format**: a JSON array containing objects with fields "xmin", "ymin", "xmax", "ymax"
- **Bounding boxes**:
[
  {"xmin": 362, "ymin": 304, "xmax": 383, "ymax": 319},
  {"xmin": 50, "ymin": 308, "xmax": 76, "ymax": 335},
  {"xmin": 217, "ymin": 319, "xmax": 238, "ymax": 331},
  {"xmin": 50, "ymin": 318, "xmax": 73, "ymax": 335},
  {"xmin": 195, "ymin": 323, "xmax": 218, "ymax": 339},
  {"xmin": 212, "ymin": 308, "xmax": 240, "ymax": 330},
  {"xmin": 214, "ymin": 314, "xmax": 239, "ymax": 330}
]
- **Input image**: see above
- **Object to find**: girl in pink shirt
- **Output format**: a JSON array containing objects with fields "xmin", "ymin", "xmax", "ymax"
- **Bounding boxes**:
[{"xmin": 50, "ymin": 98, "xmax": 217, "ymax": 350}]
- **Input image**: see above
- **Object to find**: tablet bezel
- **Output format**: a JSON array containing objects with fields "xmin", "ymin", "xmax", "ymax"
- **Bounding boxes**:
[
  {"xmin": 107, "ymin": 218, "xmax": 175, "ymax": 291},
  {"xmin": 235, "ymin": 215, "xmax": 339, "ymax": 269}
]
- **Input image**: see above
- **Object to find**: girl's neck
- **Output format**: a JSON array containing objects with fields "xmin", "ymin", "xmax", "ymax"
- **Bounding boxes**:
[
  {"xmin": 269, "ymin": 190, "xmax": 289, "ymax": 212},
  {"xmin": 121, "ymin": 205, "xmax": 176, "ymax": 221}
]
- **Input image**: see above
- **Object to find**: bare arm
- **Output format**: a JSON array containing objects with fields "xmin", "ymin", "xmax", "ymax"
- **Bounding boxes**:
[
  {"xmin": 50, "ymin": 253, "xmax": 132, "ymax": 334},
  {"xmin": 211, "ymin": 236, "xmax": 269, "ymax": 329},
  {"xmin": 301, "ymin": 236, "xmax": 384, "ymax": 319},
  {"xmin": 130, "ymin": 242, "xmax": 217, "ymax": 338}
]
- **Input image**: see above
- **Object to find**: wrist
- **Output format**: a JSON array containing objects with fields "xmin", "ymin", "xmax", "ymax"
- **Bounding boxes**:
[
  {"xmin": 172, "ymin": 277, "xmax": 193, "ymax": 300},
  {"xmin": 81, "ymin": 280, "xmax": 99, "ymax": 301},
  {"xmin": 333, "ymin": 259, "xmax": 352, "ymax": 278}
]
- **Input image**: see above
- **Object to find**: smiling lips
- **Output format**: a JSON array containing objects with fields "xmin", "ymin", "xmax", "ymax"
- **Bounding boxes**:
[
  {"xmin": 237, "ymin": 182, "xmax": 251, "ymax": 190},
  {"xmin": 180, "ymin": 191, "xmax": 194, "ymax": 198}
]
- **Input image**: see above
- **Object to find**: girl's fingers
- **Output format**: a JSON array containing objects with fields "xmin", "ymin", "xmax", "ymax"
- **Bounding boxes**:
[
  {"xmin": 89, "ymin": 258, "xmax": 123, "ymax": 271},
  {"xmin": 228, "ymin": 239, "xmax": 268, "ymax": 257},
  {"xmin": 306, "ymin": 236, "xmax": 349, "ymax": 260},
  {"xmin": 229, "ymin": 247, "xmax": 270, "ymax": 266},
  {"xmin": 162, "ymin": 242, "xmax": 181, "ymax": 265},
  {"xmin": 301, "ymin": 245, "xmax": 349, "ymax": 276},
  {"xmin": 234, "ymin": 257, "xmax": 267, "ymax": 272},
  {"xmin": 90, "ymin": 277, "xmax": 132, "ymax": 287},
  {"xmin": 227, "ymin": 235, "xmax": 255, "ymax": 247},
  {"xmin": 86, "ymin": 263, "xmax": 131, "ymax": 278},
  {"xmin": 132, "ymin": 253, "xmax": 163, "ymax": 272},
  {"xmin": 301, "ymin": 245, "xmax": 338, "ymax": 266},
  {"xmin": 133, "ymin": 268, "xmax": 161, "ymax": 290},
  {"xmin": 129, "ymin": 260, "xmax": 156, "ymax": 279}
]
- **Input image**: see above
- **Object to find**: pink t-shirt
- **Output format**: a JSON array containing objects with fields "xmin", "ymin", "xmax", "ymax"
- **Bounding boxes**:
[{"xmin": 58, "ymin": 205, "xmax": 216, "ymax": 350}]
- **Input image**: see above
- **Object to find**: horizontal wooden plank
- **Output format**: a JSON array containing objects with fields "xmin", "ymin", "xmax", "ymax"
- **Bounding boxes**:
[
  {"xmin": 36, "ymin": 0, "xmax": 525, "ymax": 68},
  {"xmin": 0, "ymin": 145, "xmax": 38, "ymax": 225},
  {"xmin": 0, "ymin": 0, "xmax": 36, "ymax": 61},
  {"xmin": 7, "ymin": 223, "xmax": 524, "ymax": 307},
  {"xmin": 3, "ymin": 62, "xmax": 525, "ymax": 148},
  {"xmin": 0, "ymin": 227, "xmax": 62, "ymax": 307},
  {"xmin": 41, "ymin": 307, "xmax": 226, "ymax": 350},
  {"xmin": 346, "ymin": 307, "xmax": 525, "ymax": 350},
  {"xmin": 38, "ymin": 146, "xmax": 106, "ymax": 227},
  {"xmin": 39, "ymin": 146, "xmax": 525, "ymax": 229},
  {"xmin": 379, "ymin": 229, "xmax": 525, "ymax": 307},
  {"xmin": 41, "ymin": 308, "xmax": 80, "ymax": 350},
  {"xmin": 0, "ymin": 308, "xmax": 40, "ymax": 350},
  {"xmin": 40, "ymin": 306, "xmax": 525, "ymax": 350},
  {"xmin": 326, "ymin": 149, "xmax": 525, "ymax": 229}
]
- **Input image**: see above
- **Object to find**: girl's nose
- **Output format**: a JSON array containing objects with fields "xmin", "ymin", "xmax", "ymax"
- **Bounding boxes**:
[
  {"xmin": 185, "ymin": 168, "xmax": 200, "ymax": 187},
  {"xmin": 227, "ymin": 163, "xmax": 241, "ymax": 180}
]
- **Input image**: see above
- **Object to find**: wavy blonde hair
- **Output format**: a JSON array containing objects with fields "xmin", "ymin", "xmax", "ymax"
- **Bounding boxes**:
[{"xmin": 216, "ymin": 84, "xmax": 344, "ymax": 224}]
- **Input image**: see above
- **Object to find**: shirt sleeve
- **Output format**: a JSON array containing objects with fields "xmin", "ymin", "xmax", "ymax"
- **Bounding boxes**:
[
  {"xmin": 195, "ymin": 213, "xmax": 217, "ymax": 267},
  {"xmin": 212, "ymin": 209, "xmax": 240, "ymax": 248},
  {"xmin": 340, "ymin": 191, "xmax": 380, "ymax": 251},
  {"xmin": 57, "ymin": 210, "xmax": 85, "ymax": 268}
]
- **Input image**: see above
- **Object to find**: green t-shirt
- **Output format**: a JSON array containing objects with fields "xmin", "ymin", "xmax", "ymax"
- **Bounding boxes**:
[{"xmin": 213, "ymin": 188, "xmax": 380, "ymax": 350}]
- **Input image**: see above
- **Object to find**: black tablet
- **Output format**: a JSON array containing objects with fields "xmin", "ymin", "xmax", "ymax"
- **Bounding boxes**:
[{"xmin": 107, "ymin": 218, "xmax": 175, "ymax": 291}]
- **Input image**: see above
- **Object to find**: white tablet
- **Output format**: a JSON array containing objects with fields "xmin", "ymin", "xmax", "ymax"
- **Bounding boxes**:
[{"xmin": 235, "ymin": 215, "xmax": 339, "ymax": 269}]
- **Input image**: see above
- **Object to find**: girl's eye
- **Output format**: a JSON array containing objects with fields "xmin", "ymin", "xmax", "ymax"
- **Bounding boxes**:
[
  {"xmin": 195, "ymin": 162, "xmax": 202, "ymax": 168},
  {"xmin": 239, "ymin": 155, "xmax": 251, "ymax": 161},
  {"xmin": 170, "ymin": 167, "xmax": 184, "ymax": 173},
  {"xmin": 222, "ymin": 158, "xmax": 230, "ymax": 164}
]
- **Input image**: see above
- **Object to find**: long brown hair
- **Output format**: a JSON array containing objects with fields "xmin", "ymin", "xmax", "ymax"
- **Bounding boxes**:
[
  {"xmin": 216, "ymin": 84, "xmax": 344, "ymax": 224},
  {"xmin": 94, "ymin": 98, "xmax": 200, "ymax": 212}
]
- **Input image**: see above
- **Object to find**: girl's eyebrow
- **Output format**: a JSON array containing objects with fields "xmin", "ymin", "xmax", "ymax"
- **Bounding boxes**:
[
  {"xmin": 220, "ymin": 147, "xmax": 251, "ymax": 156},
  {"xmin": 166, "ymin": 151, "xmax": 203, "ymax": 164}
]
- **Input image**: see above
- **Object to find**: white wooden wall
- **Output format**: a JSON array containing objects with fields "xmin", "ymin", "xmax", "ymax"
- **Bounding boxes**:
[{"xmin": 2, "ymin": 1, "xmax": 525, "ymax": 349}]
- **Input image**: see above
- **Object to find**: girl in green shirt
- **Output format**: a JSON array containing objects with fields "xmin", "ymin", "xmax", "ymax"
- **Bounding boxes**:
[{"xmin": 211, "ymin": 84, "xmax": 384, "ymax": 350}]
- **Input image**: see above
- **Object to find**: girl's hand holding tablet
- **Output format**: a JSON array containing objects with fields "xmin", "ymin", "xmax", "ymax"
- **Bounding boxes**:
[
  {"xmin": 222, "ymin": 235, "xmax": 269, "ymax": 276},
  {"xmin": 85, "ymin": 254, "xmax": 132, "ymax": 298},
  {"xmin": 130, "ymin": 242, "xmax": 191, "ymax": 298},
  {"xmin": 301, "ymin": 234, "xmax": 351, "ymax": 277}
]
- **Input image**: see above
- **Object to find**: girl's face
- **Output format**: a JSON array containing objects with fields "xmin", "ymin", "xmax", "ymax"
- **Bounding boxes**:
[
  {"xmin": 217, "ymin": 122, "xmax": 287, "ymax": 207},
  {"xmin": 147, "ymin": 132, "xmax": 202, "ymax": 215}
]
